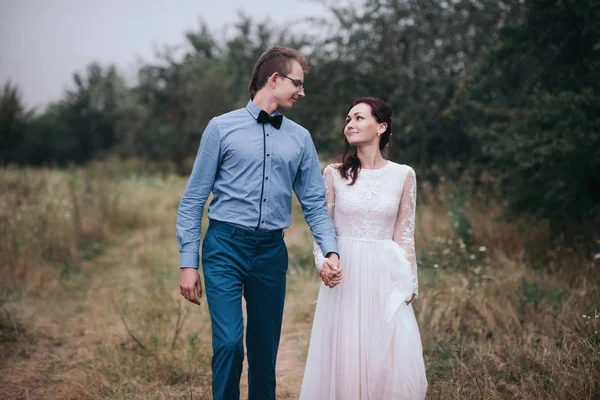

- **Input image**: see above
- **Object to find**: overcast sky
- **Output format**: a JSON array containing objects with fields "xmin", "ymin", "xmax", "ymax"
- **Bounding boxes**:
[{"xmin": 0, "ymin": 0, "xmax": 335, "ymax": 108}]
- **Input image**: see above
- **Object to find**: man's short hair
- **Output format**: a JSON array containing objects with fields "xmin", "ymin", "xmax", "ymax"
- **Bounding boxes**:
[{"xmin": 248, "ymin": 46, "xmax": 311, "ymax": 99}]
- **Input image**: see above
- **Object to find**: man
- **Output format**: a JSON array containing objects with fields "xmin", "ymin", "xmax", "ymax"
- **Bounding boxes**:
[{"xmin": 176, "ymin": 46, "xmax": 341, "ymax": 400}]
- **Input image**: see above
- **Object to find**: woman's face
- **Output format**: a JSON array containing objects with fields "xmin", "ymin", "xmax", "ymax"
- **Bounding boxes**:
[{"xmin": 344, "ymin": 103, "xmax": 386, "ymax": 147}]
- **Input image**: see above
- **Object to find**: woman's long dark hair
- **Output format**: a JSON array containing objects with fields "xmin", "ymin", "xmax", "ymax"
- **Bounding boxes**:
[{"xmin": 338, "ymin": 97, "xmax": 392, "ymax": 185}]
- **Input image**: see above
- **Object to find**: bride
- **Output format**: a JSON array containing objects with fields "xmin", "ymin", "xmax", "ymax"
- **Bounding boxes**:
[{"xmin": 300, "ymin": 97, "xmax": 428, "ymax": 399}]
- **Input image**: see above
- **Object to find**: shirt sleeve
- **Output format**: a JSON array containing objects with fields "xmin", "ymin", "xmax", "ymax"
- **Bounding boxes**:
[
  {"xmin": 293, "ymin": 135, "xmax": 339, "ymax": 260},
  {"xmin": 175, "ymin": 119, "xmax": 222, "ymax": 268}
]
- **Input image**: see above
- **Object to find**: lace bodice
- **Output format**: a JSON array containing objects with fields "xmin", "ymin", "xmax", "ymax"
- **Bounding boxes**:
[{"xmin": 313, "ymin": 161, "xmax": 419, "ymax": 296}]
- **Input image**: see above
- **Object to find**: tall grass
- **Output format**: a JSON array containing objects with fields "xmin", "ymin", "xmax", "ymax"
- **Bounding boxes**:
[
  {"xmin": 281, "ymin": 178, "xmax": 600, "ymax": 399},
  {"xmin": 0, "ymin": 163, "xmax": 152, "ymax": 287},
  {"xmin": 413, "ymin": 181, "xmax": 600, "ymax": 399},
  {"xmin": 0, "ymin": 163, "xmax": 598, "ymax": 399},
  {"xmin": 0, "ymin": 161, "xmax": 221, "ymax": 399}
]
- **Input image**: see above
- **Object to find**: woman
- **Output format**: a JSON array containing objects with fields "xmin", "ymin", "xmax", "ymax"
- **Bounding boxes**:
[{"xmin": 300, "ymin": 97, "xmax": 427, "ymax": 399}]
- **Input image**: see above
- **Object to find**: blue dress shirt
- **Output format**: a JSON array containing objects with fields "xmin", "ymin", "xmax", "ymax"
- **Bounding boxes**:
[{"xmin": 176, "ymin": 100, "xmax": 338, "ymax": 268}]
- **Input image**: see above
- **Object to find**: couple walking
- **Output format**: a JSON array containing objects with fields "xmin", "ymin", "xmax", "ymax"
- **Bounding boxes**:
[{"xmin": 176, "ymin": 46, "xmax": 427, "ymax": 400}]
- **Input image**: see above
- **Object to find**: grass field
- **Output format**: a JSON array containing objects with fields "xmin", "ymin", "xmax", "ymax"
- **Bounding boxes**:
[{"xmin": 1, "ymin": 163, "xmax": 598, "ymax": 399}]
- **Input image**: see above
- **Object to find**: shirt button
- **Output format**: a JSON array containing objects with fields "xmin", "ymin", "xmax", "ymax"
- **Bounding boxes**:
[
  {"xmin": 263, "ymin": 199, "xmax": 266, "ymax": 202},
  {"xmin": 261, "ymin": 220, "xmax": 265, "ymax": 223},
  {"xmin": 267, "ymin": 154, "xmax": 270, "ymax": 157},
  {"xmin": 265, "ymin": 177, "xmax": 269, "ymax": 180}
]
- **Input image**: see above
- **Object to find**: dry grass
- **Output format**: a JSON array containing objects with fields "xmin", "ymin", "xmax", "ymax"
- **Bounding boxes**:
[{"xmin": 0, "ymin": 163, "xmax": 598, "ymax": 399}]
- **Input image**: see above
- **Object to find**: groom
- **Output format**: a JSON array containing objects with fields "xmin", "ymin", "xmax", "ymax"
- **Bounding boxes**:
[{"xmin": 176, "ymin": 46, "xmax": 340, "ymax": 400}]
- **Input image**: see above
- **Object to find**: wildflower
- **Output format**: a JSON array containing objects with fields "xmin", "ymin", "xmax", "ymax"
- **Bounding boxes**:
[
  {"xmin": 479, "ymin": 246, "xmax": 487, "ymax": 252},
  {"xmin": 460, "ymin": 242, "xmax": 466, "ymax": 249},
  {"xmin": 443, "ymin": 248, "xmax": 450, "ymax": 255},
  {"xmin": 470, "ymin": 254, "xmax": 476, "ymax": 260},
  {"xmin": 594, "ymin": 253, "xmax": 600, "ymax": 260},
  {"xmin": 434, "ymin": 264, "xmax": 439, "ymax": 269}
]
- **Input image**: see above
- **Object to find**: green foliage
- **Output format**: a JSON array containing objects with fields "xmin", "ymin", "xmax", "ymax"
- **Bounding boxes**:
[
  {"xmin": 0, "ymin": 82, "xmax": 33, "ymax": 164},
  {"xmin": 491, "ymin": 90, "xmax": 599, "ymax": 226},
  {"xmin": 2, "ymin": 1, "xmax": 598, "ymax": 232},
  {"xmin": 131, "ymin": 54, "xmax": 233, "ymax": 174},
  {"xmin": 451, "ymin": 0, "xmax": 600, "ymax": 228},
  {"xmin": 295, "ymin": 0, "xmax": 512, "ymax": 170}
]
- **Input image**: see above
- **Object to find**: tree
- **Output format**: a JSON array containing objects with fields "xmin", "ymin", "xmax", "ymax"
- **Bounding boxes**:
[
  {"xmin": 299, "ymin": 0, "xmax": 512, "ymax": 175},
  {"xmin": 450, "ymin": 0, "xmax": 600, "ymax": 228},
  {"xmin": 129, "ymin": 22, "xmax": 233, "ymax": 174},
  {"xmin": 0, "ymin": 82, "xmax": 32, "ymax": 164},
  {"xmin": 57, "ymin": 62, "xmax": 125, "ymax": 163}
]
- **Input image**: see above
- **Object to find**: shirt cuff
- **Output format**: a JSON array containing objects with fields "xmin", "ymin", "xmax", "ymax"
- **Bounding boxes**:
[
  {"xmin": 319, "ymin": 237, "xmax": 339, "ymax": 260},
  {"xmin": 179, "ymin": 252, "xmax": 199, "ymax": 269}
]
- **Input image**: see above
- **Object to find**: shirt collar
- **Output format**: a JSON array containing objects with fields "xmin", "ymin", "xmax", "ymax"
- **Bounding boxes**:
[{"xmin": 246, "ymin": 100, "xmax": 282, "ymax": 120}]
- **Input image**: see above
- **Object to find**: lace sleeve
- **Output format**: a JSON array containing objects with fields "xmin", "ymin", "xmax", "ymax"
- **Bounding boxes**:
[
  {"xmin": 313, "ymin": 164, "xmax": 335, "ymax": 270},
  {"xmin": 392, "ymin": 167, "xmax": 419, "ymax": 297}
]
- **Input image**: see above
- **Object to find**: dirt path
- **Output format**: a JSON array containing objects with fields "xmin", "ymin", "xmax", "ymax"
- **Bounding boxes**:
[
  {"xmin": 275, "ymin": 318, "xmax": 311, "ymax": 399},
  {"xmin": 1, "ymin": 229, "xmax": 157, "ymax": 399},
  {"xmin": 1, "ymin": 187, "xmax": 316, "ymax": 399},
  {"xmin": 1, "ymin": 253, "xmax": 312, "ymax": 400},
  {"xmin": 237, "ymin": 297, "xmax": 312, "ymax": 400}
]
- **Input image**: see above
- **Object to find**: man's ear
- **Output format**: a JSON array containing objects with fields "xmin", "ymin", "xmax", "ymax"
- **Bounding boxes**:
[{"xmin": 267, "ymin": 72, "xmax": 279, "ymax": 89}]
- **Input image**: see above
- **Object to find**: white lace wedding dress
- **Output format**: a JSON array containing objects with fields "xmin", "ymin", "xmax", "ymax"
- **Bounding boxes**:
[{"xmin": 300, "ymin": 161, "xmax": 427, "ymax": 400}]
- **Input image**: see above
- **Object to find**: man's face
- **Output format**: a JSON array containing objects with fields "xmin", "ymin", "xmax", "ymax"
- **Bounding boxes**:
[{"xmin": 274, "ymin": 60, "xmax": 305, "ymax": 109}]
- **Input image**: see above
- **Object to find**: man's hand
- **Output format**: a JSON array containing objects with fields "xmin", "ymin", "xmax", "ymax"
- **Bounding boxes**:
[
  {"xmin": 319, "ymin": 258, "xmax": 343, "ymax": 288},
  {"xmin": 180, "ymin": 268, "xmax": 203, "ymax": 305}
]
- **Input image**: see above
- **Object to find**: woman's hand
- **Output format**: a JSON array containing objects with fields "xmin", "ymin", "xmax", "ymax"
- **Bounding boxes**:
[{"xmin": 319, "ymin": 259, "xmax": 343, "ymax": 288}]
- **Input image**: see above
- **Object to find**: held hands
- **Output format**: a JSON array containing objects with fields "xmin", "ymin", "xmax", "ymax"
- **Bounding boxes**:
[
  {"xmin": 180, "ymin": 268, "xmax": 203, "ymax": 305},
  {"xmin": 319, "ymin": 254, "xmax": 343, "ymax": 288}
]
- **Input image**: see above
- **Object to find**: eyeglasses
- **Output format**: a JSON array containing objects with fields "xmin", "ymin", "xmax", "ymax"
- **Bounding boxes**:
[{"xmin": 280, "ymin": 74, "xmax": 304, "ymax": 91}]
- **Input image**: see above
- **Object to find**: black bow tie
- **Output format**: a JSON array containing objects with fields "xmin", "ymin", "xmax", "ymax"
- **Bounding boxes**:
[{"xmin": 257, "ymin": 110, "xmax": 283, "ymax": 129}]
